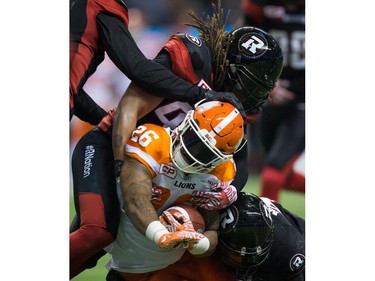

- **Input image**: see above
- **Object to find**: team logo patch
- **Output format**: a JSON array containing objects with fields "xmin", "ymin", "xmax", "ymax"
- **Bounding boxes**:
[
  {"xmin": 186, "ymin": 34, "xmax": 202, "ymax": 47},
  {"xmin": 290, "ymin": 253, "xmax": 305, "ymax": 271},
  {"xmin": 238, "ymin": 32, "xmax": 269, "ymax": 59},
  {"xmin": 219, "ymin": 205, "xmax": 239, "ymax": 233},
  {"xmin": 159, "ymin": 164, "xmax": 177, "ymax": 179}
]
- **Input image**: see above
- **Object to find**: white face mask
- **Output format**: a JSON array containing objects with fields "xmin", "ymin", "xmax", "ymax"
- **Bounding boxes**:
[{"xmin": 170, "ymin": 110, "xmax": 233, "ymax": 174}]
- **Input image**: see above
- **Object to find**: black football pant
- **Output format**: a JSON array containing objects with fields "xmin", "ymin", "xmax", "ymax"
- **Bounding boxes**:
[{"xmin": 70, "ymin": 127, "xmax": 120, "ymax": 277}]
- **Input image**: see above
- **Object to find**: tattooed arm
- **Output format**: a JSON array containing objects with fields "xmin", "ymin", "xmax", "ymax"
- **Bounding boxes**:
[{"xmin": 120, "ymin": 155, "xmax": 159, "ymax": 234}]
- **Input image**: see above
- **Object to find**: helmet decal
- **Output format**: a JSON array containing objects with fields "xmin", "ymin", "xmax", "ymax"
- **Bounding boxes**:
[
  {"xmin": 238, "ymin": 32, "xmax": 269, "ymax": 59},
  {"xmin": 210, "ymin": 107, "xmax": 241, "ymax": 138},
  {"xmin": 220, "ymin": 205, "xmax": 239, "ymax": 234},
  {"xmin": 289, "ymin": 254, "xmax": 305, "ymax": 271}
]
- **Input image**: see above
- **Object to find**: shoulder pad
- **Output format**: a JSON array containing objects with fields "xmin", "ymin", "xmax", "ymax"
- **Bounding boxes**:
[
  {"xmin": 125, "ymin": 124, "xmax": 172, "ymax": 174},
  {"xmin": 176, "ymin": 33, "xmax": 213, "ymax": 85}
]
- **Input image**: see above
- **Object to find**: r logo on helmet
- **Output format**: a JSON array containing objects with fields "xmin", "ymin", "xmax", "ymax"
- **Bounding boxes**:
[
  {"xmin": 239, "ymin": 32, "xmax": 269, "ymax": 59},
  {"xmin": 219, "ymin": 205, "xmax": 239, "ymax": 233}
]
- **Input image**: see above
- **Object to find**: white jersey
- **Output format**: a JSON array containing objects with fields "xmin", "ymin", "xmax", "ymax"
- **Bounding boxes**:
[{"xmin": 105, "ymin": 124, "xmax": 237, "ymax": 273}]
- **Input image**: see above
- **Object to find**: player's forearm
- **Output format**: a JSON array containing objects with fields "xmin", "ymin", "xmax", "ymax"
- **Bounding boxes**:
[
  {"xmin": 112, "ymin": 83, "xmax": 163, "ymax": 161},
  {"xmin": 121, "ymin": 156, "xmax": 158, "ymax": 234},
  {"xmin": 96, "ymin": 13, "xmax": 206, "ymax": 103},
  {"xmin": 194, "ymin": 230, "xmax": 218, "ymax": 257},
  {"xmin": 74, "ymin": 88, "xmax": 107, "ymax": 125},
  {"xmin": 112, "ymin": 97, "xmax": 138, "ymax": 161},
  {"xmin": 195, "ymin": 209, "xmax": 219, "ymax": 257},
  {"xmin": 231, "ymin": 139, "xmax": 249, "ymax": 191}
]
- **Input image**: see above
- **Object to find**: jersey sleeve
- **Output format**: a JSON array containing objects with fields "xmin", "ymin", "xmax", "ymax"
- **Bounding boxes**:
[
  {"xmin": 96, "ymin": 13, "xmax": 207, "ymax": 103},
  {"xmin": 210, "ymin": 159, "xmax": 237, "ymax": 188},
  {"xmin": 231, "ymin": 138, "xmax": 249, "ymax": 191},
  {"xmin": 73, "ymin": 88, "xmax": 107, "ymax": 125},
  {"xmin": 125, "ymin": 124, "xmax": 172, "ymax": 177}
]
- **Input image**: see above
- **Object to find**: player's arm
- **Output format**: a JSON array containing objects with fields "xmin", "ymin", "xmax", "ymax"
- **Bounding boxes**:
[
  {"xmin": 112, "ymin": 83, "xmax": 163, "ymax": 161},
  {"xmin": 96, "ymin": 13, "xmax": 207, "ymax": 103},
  {"xmin": 73, "ymin": 88, "xmax": 107, "ymax": 125},
  {"xmin": 96, "ymin": 14, "xmax": 245, "ymax": 114},
  {"xmin": 231, "ymin": 134, "xmax": 249, "ymax": 191},
  {"xmin": 121, "ymin": 152, "xmax": 205, "ymax": 250},
  {"xmin": 192, "ymin": 208, "xmax": 220, "ymax": 257},
  {"xmin": 121, "ymin": 154, "xmax": 159, "ymax": 234},
  {"xmin": 112, "ymin": 50, "xmax": 172, "ymax": 162}
]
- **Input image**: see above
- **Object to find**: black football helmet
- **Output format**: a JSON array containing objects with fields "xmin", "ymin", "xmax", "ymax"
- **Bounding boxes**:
[
  {"xmin": 224, "ymin": 26, "xmax": 283, "ymax": 114},
  {"xmin": 218, "ymin": 192, "xmax": 274, "ymax": 279}
]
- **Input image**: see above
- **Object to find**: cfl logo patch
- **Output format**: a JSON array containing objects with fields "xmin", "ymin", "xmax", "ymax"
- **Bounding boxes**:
[{"xmin": 239, "ymin": 33, "xmax": 268, "ymax": 58}]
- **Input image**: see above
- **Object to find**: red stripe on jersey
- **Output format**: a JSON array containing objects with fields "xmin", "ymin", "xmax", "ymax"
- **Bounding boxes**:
[
  {"xmin": 163, "ymin": 35, "xmax": 200, "ymax": 85},
  {"xmin": 70, "ymin": 0, "xmax": 129, "ymax": 109}
]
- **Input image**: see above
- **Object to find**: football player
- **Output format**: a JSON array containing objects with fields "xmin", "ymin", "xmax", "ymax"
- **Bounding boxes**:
[
  {"xmin": 70, "ymin": 0, "xmax": 244, "ymax": 124},
  {"xmin": 104, "ymin": 101, "xmax": 244, "ymax": 279},
  {"xmin": 70, "ymin": 1, "xmax": 283, "ymax": 278},
  {"xmin": 240, "ymin": 0, "xmax": 306, "ymax": 201},
  {"xmin": 105, "ymin": 192, "xmax": 304, "ymax": 281},
  {"xmin": 213, "ymin": 192, "xmax": 305, "ymax": 281}
]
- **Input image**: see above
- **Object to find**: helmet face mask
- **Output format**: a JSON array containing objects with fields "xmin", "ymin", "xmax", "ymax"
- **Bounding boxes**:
[
  {"xmin": 171, "ymin": 111, "xmax": 232, "ymax": 174},
  {"xmin": 171, "ymin": 101, "xmax": 244, "ymax": 174},
  {"xmin": 219, "ymin": 192, "xmax": 274, "ymax": 279},
  {"xmin": 224, "ymin": 27, "xmax": 284, "ymax": 114}
]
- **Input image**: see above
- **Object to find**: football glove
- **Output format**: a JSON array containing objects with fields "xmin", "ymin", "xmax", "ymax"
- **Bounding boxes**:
[
  {"xmin": 158, "ymin": 210, "xmax": 205, "ymax": 250},
  {"xmin": 189, "ymin": 185, "xmax": 238, "ymax": 210},
  {"xmin": 159, "ymin": 209, "xmax": 186, "ymax": 233},
  {"xmin": 97, "ymin": 108, "xmax": 116, "ymax": 134}
]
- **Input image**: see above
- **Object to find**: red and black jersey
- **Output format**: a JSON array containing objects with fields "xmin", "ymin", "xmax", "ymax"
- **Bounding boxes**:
[
  {"xmin": 70, "ymin": 0, "xmax": 207, "ymax": 122},
  {"xmin": 137, "ymin": 33, "xmax": 214, "ymax": 128},
  {"xmin": 242, "ymin": 0, "xmax": 305, "ymax": 104},
  {"xmin": 70, "ymin": 0, "xmax": 129, "ymax": 111}
]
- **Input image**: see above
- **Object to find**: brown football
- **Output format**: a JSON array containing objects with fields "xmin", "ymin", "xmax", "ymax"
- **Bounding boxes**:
[{"xmin": 165, "ymin": 205, "xmax": 206, "ymax": 233}]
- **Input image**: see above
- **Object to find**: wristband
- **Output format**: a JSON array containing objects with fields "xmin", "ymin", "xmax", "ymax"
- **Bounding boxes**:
[
  {"xmin": 188, "ymin": 237, "xmax": 210, "ymax": 255},
  {"xmin": 145, "ymin": 221, "xmax": 169, "ymax": 245}
]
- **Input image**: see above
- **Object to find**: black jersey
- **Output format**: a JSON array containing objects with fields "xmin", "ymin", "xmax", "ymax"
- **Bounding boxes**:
[
  {"xmin": 252, "ymin": 197, "xmax": 305, "ymax": 281},
  {"xmin": 136, "ymin": 33, "xmax": 213, "ymax": 128},
  {"xmin": 243, "ymin": 0, "xmax": 305, "ymax": 104}
]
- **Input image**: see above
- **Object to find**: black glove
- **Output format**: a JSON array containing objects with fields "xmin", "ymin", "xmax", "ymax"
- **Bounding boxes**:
[
  {"xmin": 204, "ymin": 91, "xmax": 246, "ymax": 119},
  {"xmin": 114, "ymin": 160, "xmax": 124, "ymax": 183}
]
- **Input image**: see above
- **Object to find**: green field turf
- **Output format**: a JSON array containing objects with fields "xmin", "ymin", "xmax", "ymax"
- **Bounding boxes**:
[{"xmin": 70, "ymin": 175, "xmax": 305, "ymax": 281}]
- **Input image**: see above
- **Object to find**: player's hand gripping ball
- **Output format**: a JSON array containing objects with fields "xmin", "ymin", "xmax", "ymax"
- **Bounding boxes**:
[{"xmin": 161, "ymin": 205, "xmax": 206, "ymax": 234}]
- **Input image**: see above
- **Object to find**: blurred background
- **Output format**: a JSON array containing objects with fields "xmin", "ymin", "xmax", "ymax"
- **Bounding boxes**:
[{"xmin": 70, "ymin": 1, "xmax": 305, "ymax": 280}]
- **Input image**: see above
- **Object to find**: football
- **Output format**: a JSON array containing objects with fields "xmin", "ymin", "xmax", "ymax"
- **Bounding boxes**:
[{"xmin": 165, "ymin": 205, "xmax": 206, "ymax": 233}]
